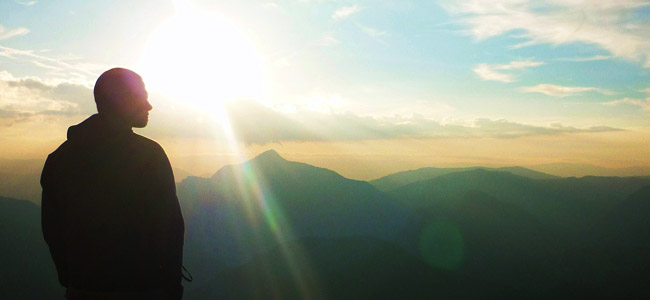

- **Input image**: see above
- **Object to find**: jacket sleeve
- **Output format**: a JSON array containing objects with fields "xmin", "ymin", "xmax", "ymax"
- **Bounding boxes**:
[
  {"xmin": 149, "ymin": 144, "xmax": 185, "ymax": 289},
  {"xmin": 41, "ymin": 154, "xmax": 68, "ymax": 287}
]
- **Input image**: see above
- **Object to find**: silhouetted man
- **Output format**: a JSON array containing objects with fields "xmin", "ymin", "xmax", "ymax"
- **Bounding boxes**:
[{"xmin": 41, "ymin": 68, "xmax": 185, "ymax": 300}]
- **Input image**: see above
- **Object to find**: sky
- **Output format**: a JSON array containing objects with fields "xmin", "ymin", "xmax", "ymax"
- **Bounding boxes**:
[{"xmin": 1, "ymin": 0, "xmax": 650, "ymax": 179}]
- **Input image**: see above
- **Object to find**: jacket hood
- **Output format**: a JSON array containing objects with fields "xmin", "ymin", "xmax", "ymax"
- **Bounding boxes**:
[{"xmin": 67, "ymin": 114, "xmax": 132, "ymax": 144}]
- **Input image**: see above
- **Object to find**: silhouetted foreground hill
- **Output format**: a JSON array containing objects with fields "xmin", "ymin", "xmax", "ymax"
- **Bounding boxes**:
[
  {"xmin": 0, "ymin": 196, "xmax": 62, "ymax": 299},
  {"xmin": 3, "ymin": 151, "xmax": 650, "ymax": 299},
  {"xmin": 403, "ymin": 190, "xmax": 551, "ymax": 287},
  {"xmin": 386, "ymin": 170, "xmax": 650, "ymax": 298},
  {"xmin": 590, "ymin": 185, "xmax": 650, "ymax": 285},
  {"xmin": 178, "ymin": 150, "xmax": 409, "ymax": 292},
  {"xmin": 218, "ymin": 237, "xmax": 512, "ymax": 300}
]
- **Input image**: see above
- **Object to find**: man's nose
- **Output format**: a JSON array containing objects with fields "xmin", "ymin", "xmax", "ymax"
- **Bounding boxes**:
[{"xmin": 145, "ymin": 100, "xmax": 153, "ymax": 111}]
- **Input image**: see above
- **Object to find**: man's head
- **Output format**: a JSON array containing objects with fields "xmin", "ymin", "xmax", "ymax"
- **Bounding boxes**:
[{"xmin": 94, "ymin": 68, "xmax": 152, "ymax": 128}]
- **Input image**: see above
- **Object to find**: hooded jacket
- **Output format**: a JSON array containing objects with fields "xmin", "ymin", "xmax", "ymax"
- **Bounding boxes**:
[{"xmin": 41, "ymin": 114, "xmax": 184, "ymax": 293}]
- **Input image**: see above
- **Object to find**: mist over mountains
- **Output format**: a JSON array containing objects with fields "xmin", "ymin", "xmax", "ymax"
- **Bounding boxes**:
[
  {"xmin": 2, "ymin": 150, "xmax": 650, "ymax": 299},
  {"xmin": 0, "ymin": 158, "xmax": 193, "ymax": 204}
]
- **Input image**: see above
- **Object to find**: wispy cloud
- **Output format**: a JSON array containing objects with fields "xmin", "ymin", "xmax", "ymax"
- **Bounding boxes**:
[
  {"xmin": 357, "ymin": 24, "xmax": 387, "ymax": 38},
  {"xmin": 603, "ymin": 85, "xmax": 650, "ymax": 111},
  {"xmin": 314, "ymin": 33, "xmax": 340, "ymax": 46},
  {"xmin": 262, "ymin": 2, "xmax": 280, "ymax": 9},
  {"xmin": 521, "ymin": 84, "xmax": 612, "ymax": 97},
  {"xmin": 603, "ymin": 97, "xmax": 650, "ymax": 111},
  {"xmin": 642, "ymin": 85, "xmax": 650, "ymax": 95},
  {"xmin": 14, "ymin": 1, "xmax": 37, "ymax": 6},
  {"xmin": 0, "ymin": 25, "xmax": 29, "ymax": 41},
  {"xmin": 442, "ymin": 0, "xmax": 650, "ymax": 67},
  {"xmin": 473, "ymin": 60, "xmax": 544, "ymax": 82},
  {"xmin": 474, "ymin": 64, "xmax": 515, "ymax": 82},
  {"xmin": 32, "ymin": 61, "xmax": 60, "ymax": 70},
  {"xmin": 332, "ymin": 5, "xmax": 361, "ymax": 20},
  {"xmin": 221, "ymin": 100, "xmax": 620, "ymax": 144},
  {"xmin": 557, "ymin": 55, "xmax": 612, "ymax": 62},
  {"xmin": 0, "ymin": 45, "xmax": 100, "ymax": 81}
]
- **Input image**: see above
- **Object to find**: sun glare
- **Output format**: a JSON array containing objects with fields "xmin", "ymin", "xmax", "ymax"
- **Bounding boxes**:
[{"xmin": 138, "ymin": 1, "xmax": 265, "ymax": 120}]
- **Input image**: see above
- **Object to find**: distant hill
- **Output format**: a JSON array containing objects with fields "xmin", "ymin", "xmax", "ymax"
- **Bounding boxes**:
[
  {"xmin": 390, "ymin": 169, "xmax": 650, "ymax": 232},
  {"xmin": 171, "ymin": 167, "xmax": 194, "ymax": 182},
  {"xmin": 370, "ymin": 166, "xmax": 558, "ymax": 192},
  {"xmin": 529, "ymin": 162, "xmax": 650, "ymax": 178},
  {"xmin": 0, "ymin": 196, "xmax": 62, "ymax": 299}
]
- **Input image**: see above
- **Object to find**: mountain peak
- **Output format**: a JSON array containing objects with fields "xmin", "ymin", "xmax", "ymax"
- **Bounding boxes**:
[
  {"xmin": 252, "ymin": 149, "xmax": 285, "ymax": 162},
  {"xmin": 210, "ymin": 150, "xmax": 287, "ymax": 179}
]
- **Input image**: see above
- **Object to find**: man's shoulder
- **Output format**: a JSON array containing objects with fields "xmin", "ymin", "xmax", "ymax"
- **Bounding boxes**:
[
  {"xmin": 129, "ymin": 133, "xmax": 167, "ymax": 155},
  {"xmin": 45, "ymin": 140, "xmax": 71, "ymax": 161}
]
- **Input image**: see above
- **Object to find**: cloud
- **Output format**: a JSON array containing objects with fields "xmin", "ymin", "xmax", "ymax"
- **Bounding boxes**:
[
  {"xmin": 32, "ymin": 61, "xmax": 60, "ymax": 70},
  {"xmin": 556, "ymin": 55, "xmax": 612, "ymax": 62},
  {"xmin": 441, "ymin": 0, "xmax": 650, "ymax": 67},
  {"xmin": 262, "ymin": 2, "xmax": 280, "ymax": 9},
  {"xmin": 0, "ymin": 45, "xmax": 100, "ymax": 81},
  {"xmin": 221, "ymin": 100, "xmax": 620, "ymax": 144},
  {"xmin": 642, "ymin": 85, "xmax": 650, "ymax": 95},
  {"xmin": 15, "ymin": 1, "xmax": 37, "ymax": 5},
  {"xmin": 0, "ymin": 25, "xmax": 29, "ymax": 41},
  {"xmin": 603, "ymin": 86, "xmax": 650, "ymax": 111},
  {"xmin": 314, "ymin": 34, "xmax": 340, "ymax": 46},
  {"xmin": 520, "ymin": 84, "xmax": 612, "ymax": 97},
  {"xmin": 0, "ymin": 80, "xmax": 620, "ymax": 142},
  {"xmin": 603, "ymin": 97, "xmax": 650, "ymax": 111},
  {"xmin": 0, "ymin": 72, "xmax": 94, "ymax": 122},
  {"xmin": 332, "ymin": 5, "xmax": 361, "ymax": 20},
  {"xmin": 474, "ymin": 64, "xmax": 515, "ymax": 82},
  {"xmin": 474, "ymin": 60, "xmax": 543, "ymax": 82},
  {"xmin": 357, "ymin": 24, "xmax": 388, "ymax": 38}
]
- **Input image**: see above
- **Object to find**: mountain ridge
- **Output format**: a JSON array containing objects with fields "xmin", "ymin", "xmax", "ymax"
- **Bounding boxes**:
[
  {"xmin": 370, "ymin": 165, "xmax": 558, "ymax": 192},
  {"xmin": 528, "ymin": 162, "xmax": 650, "ymax": 178}
]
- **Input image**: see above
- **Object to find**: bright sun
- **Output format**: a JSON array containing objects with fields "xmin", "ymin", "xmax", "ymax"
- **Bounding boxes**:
[{"xmin": 138, "ymin": 2, "xmax": 265, "ymax": 117}]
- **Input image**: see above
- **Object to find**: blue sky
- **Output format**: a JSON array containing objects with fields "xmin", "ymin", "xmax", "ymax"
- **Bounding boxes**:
[{"xmin": 2, "ymin": 0, "xmax": 650, "ymax": 175}]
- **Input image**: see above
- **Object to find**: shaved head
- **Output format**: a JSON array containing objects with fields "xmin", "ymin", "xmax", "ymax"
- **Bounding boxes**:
[{"xmin": 94, "ymin": 68, "xmax": 152, "ymax": 128}]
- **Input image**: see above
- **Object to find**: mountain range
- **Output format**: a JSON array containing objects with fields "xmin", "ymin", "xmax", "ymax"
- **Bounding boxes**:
[{"xmin": 2, "ymin": 150, "xmax": 650, "ymax": 299}]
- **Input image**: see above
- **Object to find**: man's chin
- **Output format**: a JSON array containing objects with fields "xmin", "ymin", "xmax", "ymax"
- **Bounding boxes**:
[{"xmin": 132, "ymin": 119, "xmax": 149, "ymax": 128}]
